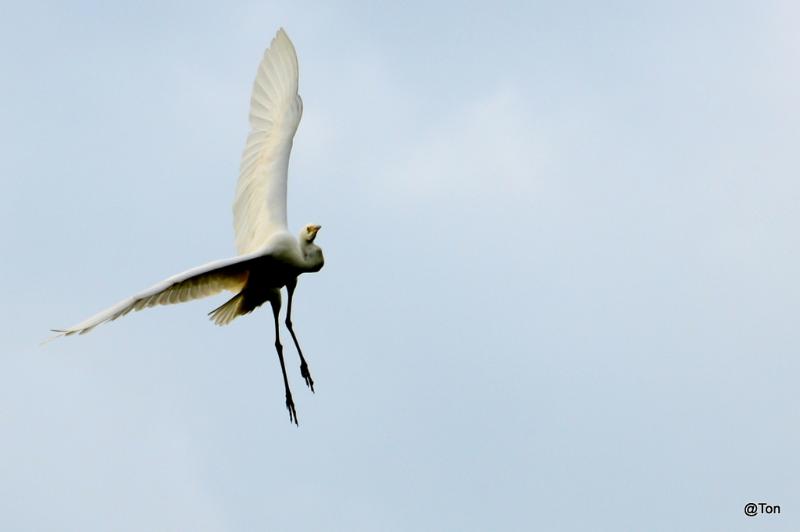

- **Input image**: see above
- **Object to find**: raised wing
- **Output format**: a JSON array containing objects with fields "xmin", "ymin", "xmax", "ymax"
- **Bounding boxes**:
[
  {"xmin": 233, "ymin": 28, "xmax": 303, "ymax": 255},
  {"xmin": 50, "ymin": 252, "xmax": 263, "ymax": 338}
]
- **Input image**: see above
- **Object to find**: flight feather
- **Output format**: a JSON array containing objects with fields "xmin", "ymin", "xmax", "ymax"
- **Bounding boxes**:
[
  {"xmin": 233, "ymin": 28, "xmax": 303, "ymax": 255},
  {"xmin": 50, "ymin": 253, "xmax": 262, "ymax": 338}
]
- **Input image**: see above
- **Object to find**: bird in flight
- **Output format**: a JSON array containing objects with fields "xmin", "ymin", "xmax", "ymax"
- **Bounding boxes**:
[{"xmin": 50, "ymin": 28, "xmax": 323, "ymax": 425}]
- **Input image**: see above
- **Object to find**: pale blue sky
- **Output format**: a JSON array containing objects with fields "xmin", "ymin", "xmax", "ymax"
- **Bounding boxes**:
[{"xmin": 2, "ymin": 1, "xmax": 799, "ymax": 531}]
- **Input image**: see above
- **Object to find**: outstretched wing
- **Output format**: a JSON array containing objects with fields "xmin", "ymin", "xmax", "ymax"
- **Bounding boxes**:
[
  {"xmin": 233, "ymin": 28, "xmax": 303, "ymax": 255},
  {"xmin": 50, "ymin": 252, "xmax": 263, "ymax": 338}
]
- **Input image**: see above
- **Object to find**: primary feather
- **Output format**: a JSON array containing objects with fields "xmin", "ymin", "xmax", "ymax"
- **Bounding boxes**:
[
  {"xmin": 50, "ymin": 252, "xmax": 263, "ymax": 338},
  {"xmin": 233, "ymin": 28, "xmax": 303, "ymax": 255}
]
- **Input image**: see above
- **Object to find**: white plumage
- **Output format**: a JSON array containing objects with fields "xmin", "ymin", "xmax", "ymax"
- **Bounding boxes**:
[
  {"xmin": 51, "ymin": 28, "xmax": 325, "ymax": 425},
  {"xmin": 234, "ymin": 28, "xmax": 303, "ymax": 254},
  {"xmin": 52, "ymin": 252, "xmax": 260, "ymax": 336}
]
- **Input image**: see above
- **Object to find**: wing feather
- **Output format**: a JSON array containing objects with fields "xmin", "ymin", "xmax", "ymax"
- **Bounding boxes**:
[
  {"xmin": 50, "ymin": 252, "xmax": 264, "ymax": 338},
  {"xmin": 233, "ymin": 28, "xmax": 303, "ymax": 255}
]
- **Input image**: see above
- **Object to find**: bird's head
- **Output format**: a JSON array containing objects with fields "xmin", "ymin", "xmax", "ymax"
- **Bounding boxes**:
[
  {"xmin": 299, "ymin": 224, "xmax": 324, "ymax": 272},
  {"xmin": 302, "ymin": 224, "xmax": 322, "ymax": 243}
]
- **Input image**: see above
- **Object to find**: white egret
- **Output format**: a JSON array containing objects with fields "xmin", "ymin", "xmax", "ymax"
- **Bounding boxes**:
[{"xmin": 50, "ymin": 28, "xmax": 323, "ymax": 425}]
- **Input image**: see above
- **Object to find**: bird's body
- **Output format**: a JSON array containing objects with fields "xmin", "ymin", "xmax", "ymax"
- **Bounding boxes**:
[
  {"xmin": 208, "ymin": 230, "xmax": 324, "ymax": 326},
  {"xmin": 51, "ymin": 28, "xmax": 323, "ymax": 424}
]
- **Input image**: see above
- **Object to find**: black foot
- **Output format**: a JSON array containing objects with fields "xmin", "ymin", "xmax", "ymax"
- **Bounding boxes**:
[
  {"xmin": 285, "ymin": 392, "xmax": 298, "ymax": 425},
  {"xmin": 300, "ymin": 361, "xmax": 315, "ymax": 393}
]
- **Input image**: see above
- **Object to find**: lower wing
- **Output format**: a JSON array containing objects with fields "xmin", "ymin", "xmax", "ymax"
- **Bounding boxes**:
[{"xmin": 49, "ymin": 251, "xmax": 265, "ymax": 339}]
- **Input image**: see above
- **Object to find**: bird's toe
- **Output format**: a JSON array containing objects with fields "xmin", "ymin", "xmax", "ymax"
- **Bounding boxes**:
[
  {"xmin": 300, "ymin": 362, "xmax": 315, "ymax": 392},
  {"xmin": 285, "ymin": 394, "xmax": 298, "ymax": 425}
]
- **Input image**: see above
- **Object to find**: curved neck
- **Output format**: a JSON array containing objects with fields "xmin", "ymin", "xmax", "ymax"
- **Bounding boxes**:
[{"xmin": 300, "ymin": 242, "xmax": 325, "ymax": 272}]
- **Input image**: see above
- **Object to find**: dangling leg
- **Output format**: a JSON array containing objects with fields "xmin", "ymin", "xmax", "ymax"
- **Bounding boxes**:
[
  {"xmin": 269, "ymin": 291, "xmax": 297, "ymax": 425},
  {"xmin": 285, "ymin": 280, "xmax": 314, "ymax": 392}
]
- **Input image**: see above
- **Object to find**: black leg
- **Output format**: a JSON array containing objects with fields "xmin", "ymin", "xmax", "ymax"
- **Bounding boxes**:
[
  {"xmin": 270, "ymin": 293, "xmax": 297, "ymax": 425},
  {"xmin": 286, "ymin": 280, "xmax": 314, "ymax": 392}
]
